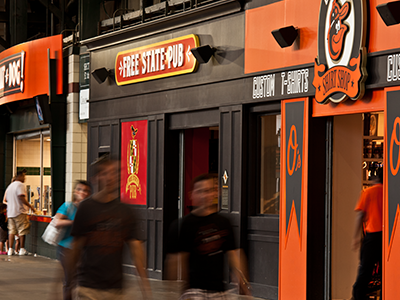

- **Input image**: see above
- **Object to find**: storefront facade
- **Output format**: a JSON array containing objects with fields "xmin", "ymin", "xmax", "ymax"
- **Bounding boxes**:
[
  {"xmin": 0, "ymin": 34, "xmax": 88, "ymax": 259},
  {"xmin": 245, "ymin": 0, "xmax": 400, "ymax": 299},
  {"xmin": 85, "ymin": 0, "xmax": 400, "ymax": 299}
]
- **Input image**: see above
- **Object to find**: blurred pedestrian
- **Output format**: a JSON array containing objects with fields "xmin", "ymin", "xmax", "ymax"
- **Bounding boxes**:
[
  {"xmin": 0, "ymin": 203, "xmax": 8, "ymax": 254},
  {"xmin": 4, "ymin": 169, "xmax": 36, "ymax": 255},
  {"xmin": 70, "ymin": 156, "xmax": 151, "ymax": 300},
  {"xmin": 53, "ymin": 180, "xmax": 92, "ymax": 300},
  {"xmin": 352, "ymin": 169, "xmax": 383, "ymax": 300},
  {"xmin": 178, "ymin": 173, "xmax": 251, "ymax": 300}
]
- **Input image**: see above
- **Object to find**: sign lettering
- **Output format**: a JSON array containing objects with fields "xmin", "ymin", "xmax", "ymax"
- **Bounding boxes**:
[
  {"xmin": 252, "ymin": 68, "xmax": 311, "ymax": 100},
  {"xmin": 0, "ymin": 51, "xmax": 25, "ymax": 98},
  {"xmin": 314, "ymin": 0, "xmax": 367, "ymax": 104},
  {"xmin": 390, "ymin": 117, "xmax": 400, "ymax": 176},
  {"xmin": 387, "ymin": 54, "xmax": 400, "ymax": 82},
  {"xmin": 115, "ymin": 34, "xmax": 199, "ymax": 85}
]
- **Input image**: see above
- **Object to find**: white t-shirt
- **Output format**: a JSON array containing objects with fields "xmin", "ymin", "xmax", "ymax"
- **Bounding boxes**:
[{"xmin": 5, "ymin": 181, "xmax": 28, "ymax": 218}]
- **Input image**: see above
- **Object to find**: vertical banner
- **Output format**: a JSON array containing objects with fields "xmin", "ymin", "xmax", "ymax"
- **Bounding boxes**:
[
  {"xmin": 120, "ymin": 120, "xmax": 148, "ymax": 205},
  {"xmin": 279, "ymin": 98, "xmax": 308, "ymax": 300},
  {"xmin": 79, "ymin": 53, "xmax": 90, "ymax": 121},
  {"xmin": 384, "ymin": 88, "xmax": 400, "ymax": 299}
]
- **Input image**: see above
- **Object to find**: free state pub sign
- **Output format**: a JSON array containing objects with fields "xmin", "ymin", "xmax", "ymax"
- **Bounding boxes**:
[{"xmin": 115, "ymin": 34, "xmax": 199, "ymax": 85}]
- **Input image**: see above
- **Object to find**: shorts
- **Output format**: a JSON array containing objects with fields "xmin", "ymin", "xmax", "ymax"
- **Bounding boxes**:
[
  {"xmin": 179, "ymin": 289, "xmax": 234, "ymax": 300},
  {"xmin": 0, "ymin": 228, "xmax": 8, "ymax": 243},
  {"xmin": 8, "ymin": 214, "xmax": 30, "ymax": 236},
  {"xmin": 73, "ymin": 285, "xmax": 124, "ymax": 300}
]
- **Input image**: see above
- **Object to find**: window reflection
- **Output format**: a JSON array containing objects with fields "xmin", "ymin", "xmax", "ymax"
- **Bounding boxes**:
[
  {"xmin": 15, "ymin": 131, "xmax": 52, "ymax": 216},
  {"xmin": 260, "ymin": 115, "xmax": 281, "ymax": 215}
]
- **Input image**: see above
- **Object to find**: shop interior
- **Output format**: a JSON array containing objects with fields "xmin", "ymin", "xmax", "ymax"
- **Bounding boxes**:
[
  {"xmin": 182, "ymin": 127, "xmax": 219, "ymax": 215},
  {"xmin": 331, "ymin": 112, "xmax": 383, "ymax": 300},
  {"xmin": 259, "ymin": 114, "xmax": 281, "ymax": 215},
  {"xmin": 14, "ymin": 130, "xmax": 52, "ymax": 216}
]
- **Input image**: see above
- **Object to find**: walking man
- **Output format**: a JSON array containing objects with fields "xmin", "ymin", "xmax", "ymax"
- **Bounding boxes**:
[
  {"xmin": 352, "ymin": 169, "xmax": 383, "ymax": 299},
  {"xmin": 70, "ymin": 157, "xmax": 151, "ymax": 299},
  {"xmin": 178, "ymin": 173, "xmax": 251, "ymax": 299},
  {"xmin": 4, "ymin": 169, "xmax": 36, "ymax": 256}
]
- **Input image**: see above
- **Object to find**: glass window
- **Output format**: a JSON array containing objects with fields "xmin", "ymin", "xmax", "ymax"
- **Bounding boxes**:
[
  {"xmin": 15, "ymin": 130, "xmax": 52, "ymax": 216},
  {"xmin": 260, "ymin": 114, "xmax": 281, "ymax": 215}
]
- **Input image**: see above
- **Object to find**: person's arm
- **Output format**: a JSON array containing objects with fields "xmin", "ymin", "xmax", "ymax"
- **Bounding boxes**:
[
  {"xmin": 165, "ymin": 253, "xmax": 179, "ymax": 280},
  {"xmin": 3, "ymin": 191, "xmax": 7, "ymax": 204},
  {"xmin": 18, "ymin": 194, "xmax": 36, "ymax": 213},
  {"xmin": 178, "ymin": 251, "xmax": 190, "ymax": 294},
  {"xmin": 352, "ymin": 210, "xmax": 364, "ymax": 251},
  {"xmin": 128, "ymin": 239, "xmax": 152, "ymax": 300},
  {"xmin": 68, "ymin": 236, "xmax": 87, "ymax": 279},
  {"xmin": 53, "ymin": 213, "xmax": 73, "ymax": 228},
  {"xmin": 227, "ymin": 250, "xmax": 252, "ymax": 296}
]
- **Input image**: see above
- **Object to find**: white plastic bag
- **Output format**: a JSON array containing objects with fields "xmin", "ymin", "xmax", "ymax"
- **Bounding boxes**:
[{"xmin": 41, "ymin": 219, "xmax": 65, "ymax": 246}]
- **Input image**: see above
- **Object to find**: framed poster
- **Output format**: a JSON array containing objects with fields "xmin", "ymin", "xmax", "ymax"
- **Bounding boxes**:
[{"xmin": 120, "ymin": 120, "xmax": 148, "ymax": 205}]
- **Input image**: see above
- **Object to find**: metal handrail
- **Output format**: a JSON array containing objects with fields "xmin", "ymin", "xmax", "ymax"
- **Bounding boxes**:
[{"xmin": 113, "ymin": 8, "xmax": 135, "ymax": 31}]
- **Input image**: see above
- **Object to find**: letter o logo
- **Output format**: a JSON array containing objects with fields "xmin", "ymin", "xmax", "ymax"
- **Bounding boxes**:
[
  {"xmin": 287, "ymin": 125, "xmax": 298, "ymax": 176},
  {"xmin": 390, "ymin": 117, "xmax": 400, "ymax": 176}
]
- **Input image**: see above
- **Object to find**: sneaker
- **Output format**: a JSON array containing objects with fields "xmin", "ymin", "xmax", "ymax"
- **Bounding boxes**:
[
  {"xmin": 0, "ymin": 251, "xmax": 6, "ymax": 255},
  {"xmin": 19, "ymin": 248, "xmax": 28, "ymax": 256},
  {"xmin": 7, "ymin": 248, "xmax": 14, "ymax": 256}
]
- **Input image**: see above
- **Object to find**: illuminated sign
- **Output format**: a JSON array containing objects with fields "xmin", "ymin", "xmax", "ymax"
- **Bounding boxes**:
[
  {"xmin": 120, "ymin": 120, "xmax": 148, "ymax": 205},
  {"xmin": 115, "ymin": 34, "xmax": 199, "ymax": 85},
  {"xmin": 0, "ymin": 52, "xmax": 25, "ymax": 97},
  {"xmin": 313, "ymin": 0, "xmax": 367, "ymax": 104},
  {"xmin": 0, "ymin": 35, "xmax": 63, "ymax": 106}
]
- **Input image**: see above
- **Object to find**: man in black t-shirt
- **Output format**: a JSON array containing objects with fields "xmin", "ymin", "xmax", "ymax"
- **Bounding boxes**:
[
  {"xmin": 177, "ymin": 174, "xmax": 251, "ymax": 300},
  {"xmin": 70, "ymin": 157, "xmax": 151, "ymax": 300}
]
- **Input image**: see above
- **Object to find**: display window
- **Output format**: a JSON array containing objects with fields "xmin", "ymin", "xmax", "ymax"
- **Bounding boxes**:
[
  {"xmin": 260, "ymin": 114, "xmax": 281, "ymax": 215},
  {"xmin": 362, "ymin": 112, "xmax": 384, "ymax": 189},
  {"xmin": 14, "ymin": 130, "xmax": 52, "ymax": 216}
]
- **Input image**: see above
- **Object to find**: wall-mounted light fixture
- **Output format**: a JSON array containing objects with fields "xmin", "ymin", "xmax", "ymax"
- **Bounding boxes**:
[
  {"xmin": 91, "ymin": 67, "xmax": 113, "ymax": 84},
  {"xmin": 271, "ymin": 25, "xmax": 298, "ymax": 48},
  {"xmin": 377, "ymin": 1, "xmax": 400, "ymax": 26},
  {"xmin": 190, "ymin": 45, "xmax": 215, "ymax": 64}
]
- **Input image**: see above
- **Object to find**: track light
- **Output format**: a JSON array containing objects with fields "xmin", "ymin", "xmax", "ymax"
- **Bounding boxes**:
[
  {"xmin": 376, "ymin": 1, "xmax": 400, "ymax": 26},
  {"xmin": 271, "ymin": 26, "xmax": 298, "ymax": 48},
  {"xmin": 190, "ymin": 45, "xmax": 215, "ymax": 64},
  {"xmin": 91, "ymin": 67, "xmax": 112, "ymax": 84}
]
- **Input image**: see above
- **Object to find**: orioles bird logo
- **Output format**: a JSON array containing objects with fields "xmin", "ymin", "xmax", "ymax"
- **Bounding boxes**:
[{"xmin": 327, "ymin": 0, "xmax": 350, "ymax": 61}]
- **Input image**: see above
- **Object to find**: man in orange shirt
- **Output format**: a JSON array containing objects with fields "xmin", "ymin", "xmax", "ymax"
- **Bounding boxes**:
[{"xmin": 352, "ymin": 169, "xmax": 383, "ymax": 300}]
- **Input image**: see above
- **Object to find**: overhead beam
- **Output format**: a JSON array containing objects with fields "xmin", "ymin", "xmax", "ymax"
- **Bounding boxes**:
[
  {"xmin": 37, "ymin": 0, "xmax": 76, "ymax": 29},
  {"xmin": 0, "ymin": 11, "xmax": 7, "ymax": 22},
  {"xmin": 0, "ymin": 12, "xmax": 48, "ymax": 24},
  {"xmin": 0, "ymin": 36, "xmax": 10, "ymax": 49},
  {"xmin": 10, "ymin": 0, "xmax": 27, "ymax": 46}
]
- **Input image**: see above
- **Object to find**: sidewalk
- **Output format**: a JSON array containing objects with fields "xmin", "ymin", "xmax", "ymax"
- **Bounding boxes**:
[{"xmin": 0, "ymin": 254, "xmax": 261, "ymax": 300}]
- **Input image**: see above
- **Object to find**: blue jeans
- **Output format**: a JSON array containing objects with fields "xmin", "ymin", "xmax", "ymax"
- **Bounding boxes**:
[
  {"xmin": 58, "ymin": 245, "xmax": 75, "ymax": 300},
  {"xmin": 352, "ymin": 232, "xmax": 382, "ymax": 300}
]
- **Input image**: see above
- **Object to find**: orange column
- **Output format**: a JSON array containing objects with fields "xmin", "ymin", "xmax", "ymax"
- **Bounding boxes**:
[
  {"xmin": 279, "ymin": 98, "xmax": 309, "ymax": 300},
  {"xmin": 384, "ymin": 87, "xmax": 400, "ymax": 299}
]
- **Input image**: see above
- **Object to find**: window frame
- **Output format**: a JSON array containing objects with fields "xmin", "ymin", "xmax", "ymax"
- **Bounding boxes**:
[{"xmin": 247, "ymin": 103, "xmax": 281, "ymax": 217}]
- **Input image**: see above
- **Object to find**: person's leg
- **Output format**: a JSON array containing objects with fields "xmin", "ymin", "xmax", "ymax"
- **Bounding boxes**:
[
  {"xmin": 352, "ymin": 233, "xmax": 381, "ymax": 300},
  {"xmin": 59, "ymin": 246, "xmax": 75, "ymax": 300},
  {"xmin": 0, "ymin": 228, "xmax": 5, "ymax": 252},
  {"xmin": 74, "ymin": 286, "xmax": 124, "ymax": 300},
  {"xmin": 8, "ymin": 233, "xmax": 14, "ymax": 250},
  {"xmin": 73, "ymin": 286, "xmax": 98, "ymax": 300},
  {"xmin": 17, "ymin": 214, "xmax": 31, "ymax": 254},
  {"xmin": 8, "ymin": 217, "xmax": 16, "ymax": 250},
  {"xmin": 19, "ymin": 235, "xmax": 25, "ymax": 249}
]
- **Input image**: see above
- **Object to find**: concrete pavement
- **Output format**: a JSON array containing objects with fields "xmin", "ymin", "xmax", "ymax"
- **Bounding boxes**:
[{"xmin": 0, "ymin": 254, "xmax": 262, "ymax": 300}]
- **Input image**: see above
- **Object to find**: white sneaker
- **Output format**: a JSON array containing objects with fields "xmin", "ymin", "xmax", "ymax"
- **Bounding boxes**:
[
  {"xmin": 19, "ymin": 248, "xmax": 28, "ymax": 256},
  {"xmin": 7, "ymin": 248, "xmax": 14, "ymax": 256}
]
